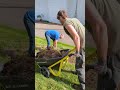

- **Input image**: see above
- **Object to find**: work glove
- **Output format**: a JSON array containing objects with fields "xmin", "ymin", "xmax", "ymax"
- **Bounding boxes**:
[
  {"xmin": 94, "ymin": 60, "xmax": 112, "ymax": 79},
  {"xmin": 75, "ymin": 52, "xmax": 81, "ymax": 57},
  {"xmin": 94, "ymin": 60, "xmax": 107, "ymax": 74},
  {"xmin": 75, "ymin": 52, "xmax": 83, "ymax": 67}
]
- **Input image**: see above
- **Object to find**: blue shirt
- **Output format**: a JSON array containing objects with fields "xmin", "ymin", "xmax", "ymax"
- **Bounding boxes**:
[{"xmin": 45, "ymin": 30, "xmax": 60, "ymax": 40}]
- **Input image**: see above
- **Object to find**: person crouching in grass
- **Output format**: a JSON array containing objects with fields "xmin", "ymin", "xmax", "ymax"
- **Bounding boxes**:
[{"xmin": 45, "ymin": 30, "xmax": 64, "ymax": 49}]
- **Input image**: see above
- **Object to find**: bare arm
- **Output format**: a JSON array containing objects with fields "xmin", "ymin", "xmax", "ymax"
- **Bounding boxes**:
[
  {"xmin": 53, "ymin": 40, "xmax": 58, "ymax": 48},
  {"xmin": 86, "ymin": 0, "xmax": 108, "ymax": 61},
  {"xmin": 65, "ymin": 25, "xmax": 80, "ymax": 53}
]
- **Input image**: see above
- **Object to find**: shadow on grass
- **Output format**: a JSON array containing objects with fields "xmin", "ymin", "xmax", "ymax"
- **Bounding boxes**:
[
  {"xmin": 62, "ymin": 69, "xmax": 76, "ymax": 74},
  {"xmin": 51, "ymin": 75, "xmax": 75, "ymax": 88},
  {"xmin": 35, "ymin": 69, "xmax": 76, "ymax": 87},
  {"xmin": 50, "ymin": 69, "xmax": 78, "ymax": 87}
]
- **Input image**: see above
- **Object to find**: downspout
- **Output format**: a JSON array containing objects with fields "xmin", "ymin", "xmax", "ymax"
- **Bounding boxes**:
[{"xmin": 75, "ymin": 0, "xmax": 78, "ymax": 18}]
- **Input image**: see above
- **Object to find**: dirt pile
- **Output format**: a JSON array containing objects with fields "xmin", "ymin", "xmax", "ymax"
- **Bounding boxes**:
[
  {"xmin": 86, "ymin": 52, "xmax": 97, "ymax": 89},
  {"xmin": 1, "ymin": 53, "xmax": 34, "ymax": 81},
  {"xmin": 86, "ymin": 70, "xmax": 97, "ymax": 89},
  {"xmin": 36, "ymin": 47, "xmax": 67, "ymax": 59}
]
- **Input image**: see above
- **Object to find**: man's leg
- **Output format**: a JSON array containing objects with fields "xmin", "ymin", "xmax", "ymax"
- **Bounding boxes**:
[
  {"xmin": 24, "ymin": 13, "xmax": 35, "ymax": 56},
  {"xmin": 114, "ymin": 74, "xmax": 120, "ymax": 90},
  {"xmin": 86, "ymin": 0, "xmax": 108, "ymax": 71},
  {"xmin": 97, "ymin": 74, "xmax": 105, "ymax": 90},
  {"xmin": 45, "ymin": 32, "xmax": 51, "ymax": 49},
  {"xmin": 100, "ymin": 55, "xmax": 117, "ymax": 90},
  {"xmin": 75, "ymin": 49, "xmax": 85, "ymax": 90},
  {"xmin": 111, "ymin": 54, "xmax": 120, "ymax": 90},
  {"xmin": 117, "ymin": 82, "xmax": 120, "ymax": 90}
]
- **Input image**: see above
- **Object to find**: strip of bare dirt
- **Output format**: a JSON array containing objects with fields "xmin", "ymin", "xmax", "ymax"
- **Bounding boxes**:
[{"xmin": 0, "ymin": 49, "xmax": 34, "ymax": 81}]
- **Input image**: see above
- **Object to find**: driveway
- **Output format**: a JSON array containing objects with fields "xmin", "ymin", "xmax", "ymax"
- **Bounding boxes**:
[
  {"xmin": 35, "ymin": 23, "xmax": 74, "ymax": 46},
  {"xmin": 35, "ymin": 22, "xmax": 95, "ymax": 47}
]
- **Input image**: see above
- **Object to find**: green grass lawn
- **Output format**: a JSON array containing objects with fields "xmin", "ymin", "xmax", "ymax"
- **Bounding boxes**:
[
  {"xmin": 0, "ymin": 25, "xmax": 79, "ymax": 90},
  {"xmin": 0, "ymin": 25, "xmax": 28, "ymax": 63},
  {"xmin": 35, "ymin": 37, "xmax": 96, "ymax": 90},
  {"xmin": 35, "ymin": 37, "xmax": 74, "ymax": 49},
  {"xmin": 0, "ymin": 25, "xmax": 96, "ymax": 90},
  {"xmin": 35, "ymin": 37, "xmax": 79, "ymax": 90},
  {"xmin": 35, "ymin": 63, "xmax": 79, "ymax": 90},
  {"xmin": 0, "ymin": 25, "xmax": 28, "ymax": 48}
]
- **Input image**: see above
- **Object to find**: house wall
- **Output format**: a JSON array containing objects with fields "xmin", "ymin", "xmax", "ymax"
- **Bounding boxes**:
[
  {"xmin": 35, "ymin": 0, "xmax": 85, "ymax": 25},
  {"xmin": 67, "ymin": 0, "xmax": 76, "ymax": 18},
  {"xmin": 0, "ymin": 0, "xmax": 34, "ymax": 29},
  {"xmin": 35, "ymin": 0, "xmax": 49, "ymax": 21},
  {"xmin": 77, "ymin": 0, "xmax": 85, "ymax": 25},
  {"xmin": 66, "ymin": 0, "xmax": 85, "ymax": 24},
  {"xmin": 47, "ymin": 0, "xmax": 67, "ymax": 23},
  {"xmin": 0, "ymin": 0, "xmax": 85, "ymax": 29}
]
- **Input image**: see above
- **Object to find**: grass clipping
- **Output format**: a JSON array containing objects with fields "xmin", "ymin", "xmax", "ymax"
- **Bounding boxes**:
[{"xmin": 36, "ymin": 47, "xmax": 67, "ymax": 59}]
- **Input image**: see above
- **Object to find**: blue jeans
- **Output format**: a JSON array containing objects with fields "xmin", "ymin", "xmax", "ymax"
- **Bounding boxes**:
[
  {"xmin": 45, "ymin": 32, "xmax": 51, "ymax": 48},
  {"xmin": 23, "ymin": 10, "xmax": 35, "ymax": 55}
]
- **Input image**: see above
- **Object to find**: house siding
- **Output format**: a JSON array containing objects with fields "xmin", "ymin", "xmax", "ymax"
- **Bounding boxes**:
[
  {"xmin": 35, "ymin": 0, "xmax": 85, "ymax": 25},
  {"xmin": 0, "ymin": 0, "xmax": 34, "ymax": 29}
]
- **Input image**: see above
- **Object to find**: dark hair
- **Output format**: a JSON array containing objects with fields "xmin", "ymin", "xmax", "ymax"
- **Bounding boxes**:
[{"xmin": 57, "ymin": 10, "xmax": 68, "ymax": 20}]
